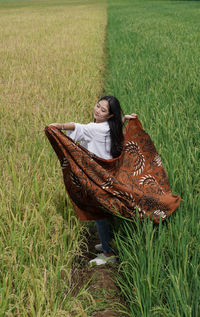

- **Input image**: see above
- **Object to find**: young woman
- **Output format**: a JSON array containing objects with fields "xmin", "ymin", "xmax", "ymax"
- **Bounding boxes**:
[{"xmin": 49, "ymin": 96, "xmax": 137, "ymax": 265}]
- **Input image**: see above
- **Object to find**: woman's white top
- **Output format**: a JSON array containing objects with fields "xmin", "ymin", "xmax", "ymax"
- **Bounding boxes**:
[{"xmin": 66, "ymin": 121, "xmax": 112, "ymax": 159}]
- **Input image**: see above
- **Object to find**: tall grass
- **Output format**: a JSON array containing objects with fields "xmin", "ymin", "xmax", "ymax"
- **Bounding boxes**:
[
  {"xmin": 0, "ymin": 0, "xmax": 107, "ymax": 315},
  {"xmin": 105, "ymin": 0, "xmax": 200, "ymax": 316}
]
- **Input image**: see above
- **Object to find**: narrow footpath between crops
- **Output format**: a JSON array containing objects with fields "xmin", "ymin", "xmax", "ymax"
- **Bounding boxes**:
[{"xmin": 72, "ymin": 224, "xmax": 129, "ymax": 317}]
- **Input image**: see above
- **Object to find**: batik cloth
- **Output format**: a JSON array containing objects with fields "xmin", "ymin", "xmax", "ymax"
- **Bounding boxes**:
[{"xmin": 45, "ymin": 119, "xmax": 181, "ymax": 223}]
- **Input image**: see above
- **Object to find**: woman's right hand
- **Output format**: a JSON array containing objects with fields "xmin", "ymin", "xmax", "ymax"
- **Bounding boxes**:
[
  {"xmin": 48, "ymin": 123, "xmax": 75, "ymax": 131},
  {"xmin": 49, "ymin": 123, "xmax": 59, "ymax": 127}
]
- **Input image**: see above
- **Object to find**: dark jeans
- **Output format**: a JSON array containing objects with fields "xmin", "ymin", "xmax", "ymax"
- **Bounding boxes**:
[{"xmin": 95, "ymin": 219, "xmax": 113, "ymax": 253}]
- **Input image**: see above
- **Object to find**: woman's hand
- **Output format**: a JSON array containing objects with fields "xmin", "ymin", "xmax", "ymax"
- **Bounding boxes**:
[
  {"xmin": 122, "ymin": 113, "xmax": 138, "ymax": 124},
  {"xmin": 48, "ymin": 123, "xmax": 75, "ymax": 131},
  {"xmin": 48, "ymin": 123, "xmax": 65, "ymax": 130},
  {"xmin": 49, "ymin": 123, "xmax": 60, "ymax": 128}
]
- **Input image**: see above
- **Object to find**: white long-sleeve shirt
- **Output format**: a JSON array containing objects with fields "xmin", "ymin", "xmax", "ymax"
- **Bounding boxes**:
[{"xmin": 66, "ymin": 121, "xmax": 112, "ymax": 159}]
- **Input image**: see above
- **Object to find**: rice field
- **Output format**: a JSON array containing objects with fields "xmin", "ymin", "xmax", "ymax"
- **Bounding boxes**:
[
  {"xmin": 105, "ymin": 0, "xmax": 200, "ymax": 316},
  {"xmin": 0, "ymin": 0, "xmax": 107, "ymax": 315},
  {"xmin": 1, "ymin": 0, "xmax": 200, "ymax": 316}
]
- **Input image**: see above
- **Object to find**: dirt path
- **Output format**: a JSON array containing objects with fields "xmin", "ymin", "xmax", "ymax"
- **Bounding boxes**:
[{"xmin": 72, "ymin": 224, "xmax": 128, "ymax": 317}]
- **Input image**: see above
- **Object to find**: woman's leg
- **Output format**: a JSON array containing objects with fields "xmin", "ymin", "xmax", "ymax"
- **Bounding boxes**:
[
  {"xmin": 89, "ymin": 219, "xmax": 116, "ymax": 265},
  {"xmin": 95, "ymin": 219, "xmax": 113, "ymax": 255}
]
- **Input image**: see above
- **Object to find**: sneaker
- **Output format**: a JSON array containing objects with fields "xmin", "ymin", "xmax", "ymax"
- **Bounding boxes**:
[
  {"xmin": 95, "ymin": 244, "xmax": 103, "ymax": 252},
  {"xmin": 89, "ymin": 253, "xmax": 117, "ymax": 266}
]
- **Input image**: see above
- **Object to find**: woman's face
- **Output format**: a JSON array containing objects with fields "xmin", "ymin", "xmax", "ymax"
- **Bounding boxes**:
[{"xmin": 94, "ymin": 100, "xmax": 113, "ymax": 123}]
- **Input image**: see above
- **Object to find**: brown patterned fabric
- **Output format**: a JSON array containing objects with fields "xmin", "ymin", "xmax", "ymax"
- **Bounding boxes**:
[{"xmin": 45, "ymin": 119, "xmax": 181, "ymax": 223}]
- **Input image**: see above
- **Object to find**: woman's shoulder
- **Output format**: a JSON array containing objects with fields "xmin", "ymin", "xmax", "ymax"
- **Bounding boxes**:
[{"xmin": 91, "ymin": 121, "xmax": 110, "ymax": 134}]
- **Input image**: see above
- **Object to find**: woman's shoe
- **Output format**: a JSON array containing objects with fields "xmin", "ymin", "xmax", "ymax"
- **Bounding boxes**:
[
  {"xmin": 95, "ymin": 244, "xmax": 103, "ymax": 252},
  {"xmin": 89, "ymin": 253, "xmax": 117, "ymax": 266}
]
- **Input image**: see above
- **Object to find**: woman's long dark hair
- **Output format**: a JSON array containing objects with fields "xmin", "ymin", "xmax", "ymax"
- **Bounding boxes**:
[{"xmin": 99, "ymin": 96, "xmax": 124, "ymax": 158}]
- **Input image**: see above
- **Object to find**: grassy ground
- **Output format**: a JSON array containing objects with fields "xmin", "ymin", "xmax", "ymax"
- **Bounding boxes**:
[
  {"xmin": 0, "ymin": 0, "xmax": 107, "ymax": 315},
  {"xmin": 105, "ymin": 0, "xmax": 200, "ymax": 316}
]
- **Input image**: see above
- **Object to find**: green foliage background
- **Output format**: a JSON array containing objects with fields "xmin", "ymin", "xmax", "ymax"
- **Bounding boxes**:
[{"xmin": 105, "ymin": 0, "xmax": 200, "ymax": 316}]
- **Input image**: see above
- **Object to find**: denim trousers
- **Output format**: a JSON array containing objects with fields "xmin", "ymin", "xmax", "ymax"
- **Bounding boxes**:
[{"xmin": 95, "ymin": 219, "xmax": 113, "ymax": 253}]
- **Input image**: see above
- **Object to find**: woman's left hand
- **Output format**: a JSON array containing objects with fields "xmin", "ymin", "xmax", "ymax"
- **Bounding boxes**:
[{"xmin": 122, "ymin": 113, "xmax": 138, "ymax": 124}]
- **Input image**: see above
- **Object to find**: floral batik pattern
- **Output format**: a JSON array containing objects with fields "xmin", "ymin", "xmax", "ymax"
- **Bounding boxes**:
[{"xmin": 45, "ymin": 119, "xmax": 181, "ymax": 223}]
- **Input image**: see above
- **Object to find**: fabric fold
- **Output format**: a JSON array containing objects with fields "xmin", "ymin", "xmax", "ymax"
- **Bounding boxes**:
[{"xmin": 45, "ymin": 119, "xmax": 181, "ymax": 223}]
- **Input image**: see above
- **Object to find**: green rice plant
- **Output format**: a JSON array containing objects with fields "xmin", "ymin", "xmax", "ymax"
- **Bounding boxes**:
[
  {"xmin": 0, "ymin": 0, "xmax": 107, "ymax": 315},
  {"xmin": 105, "ymin": 0, "xmax": 200, "ymax": 315}
]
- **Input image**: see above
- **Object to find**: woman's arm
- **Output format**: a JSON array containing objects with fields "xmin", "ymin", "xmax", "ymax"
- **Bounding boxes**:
[
  {"xmin": 48, "ymin": 123, "xmax": 75, "ymax": 131},
  {"xmin": 122, "ymin": 113, "xmax": 138, "ymax": 125}
]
